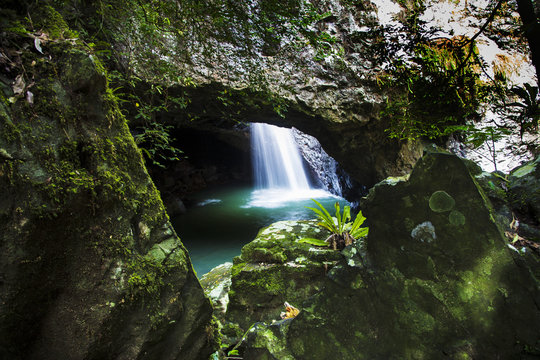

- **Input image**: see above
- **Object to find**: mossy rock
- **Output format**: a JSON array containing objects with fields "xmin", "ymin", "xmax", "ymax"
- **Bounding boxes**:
[
  {"xmin": 0, "ymin": 15, "xmax": 216, "ymax": 359},
  {"xmin": 225, "ymin": 220, "xmax": 341, "ymax": 332},
  {"xmin": 242, "ymin": 152, "xmax": 540, "ymax": 359}
]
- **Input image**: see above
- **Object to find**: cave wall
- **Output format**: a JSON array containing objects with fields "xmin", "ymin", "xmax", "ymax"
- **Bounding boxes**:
[
  {"xmin": 147, "ymin": 125, "xmax": 252, "ymax": 216},
  {"xmin": 142, "ymin": 83, "xmax": 423, "ymax": 189},
  {"xmin": 103, "ymin": 0, "xmax": 534, "ymax": 186}
]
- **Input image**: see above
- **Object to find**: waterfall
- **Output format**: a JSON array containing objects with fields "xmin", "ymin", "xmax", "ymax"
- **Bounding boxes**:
[
  {"xmin": 251, "ymin": 123, "xmax": 312, "ymax": 190},
  {"xmin": 248, "ymin": 123, "xmax": 335, "ymax": 208}
]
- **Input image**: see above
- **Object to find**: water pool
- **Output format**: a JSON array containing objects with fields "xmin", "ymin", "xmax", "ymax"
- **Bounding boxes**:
[{"xmin": 171, "ymin": 185, "xmax": 347, "ymax": 276}]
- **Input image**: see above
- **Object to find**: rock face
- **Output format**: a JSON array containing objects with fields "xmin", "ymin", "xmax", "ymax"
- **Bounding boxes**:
[
  {"xmin": 508, "ymin": 156, "xmax": 540, "ymax": 225},
  {"xmin": 292, "ymin": 128, "xmax": 355, "ymax": 196},
  {"xmin": 236, "ymin": 151, "xmax": 540, "ymax": 359},
  {"xmin": 0, "ymin": 27, "xmax": 215, "ymax": 360},
  {"xmin": 94, "ymin": 0, "xmax": 427, "ymax": 187},
  {"xmin": 112, "ymin": 0, "xmax": 535, "ymax": 184}
]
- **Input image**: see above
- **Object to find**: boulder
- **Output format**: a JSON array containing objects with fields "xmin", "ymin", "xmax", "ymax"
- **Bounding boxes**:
[
  {"xmin": 225, "ymin": 220, "xmax": 341, "ymax": 332},
  {"xmin": 240, "ymin": 152, "xmax": 540, "ymax": 359}
]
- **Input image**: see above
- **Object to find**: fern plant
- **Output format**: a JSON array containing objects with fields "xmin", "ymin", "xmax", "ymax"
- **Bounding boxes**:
[{"xmin": 299, "ymin": 199, "xmax": 369, "ymax": 250}]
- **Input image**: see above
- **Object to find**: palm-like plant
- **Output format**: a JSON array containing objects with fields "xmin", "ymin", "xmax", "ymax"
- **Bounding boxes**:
[
  {"xmin": 506, "ymin": 83, "xmax": 539, "ymax": 140},
  {"xmin": 299, "ymin": 199, "xmax": 369, "ymax": 250}
]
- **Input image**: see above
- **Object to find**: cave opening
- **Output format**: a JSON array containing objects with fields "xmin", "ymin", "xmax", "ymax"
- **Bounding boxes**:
[{"xmin": 144, "ymin": 120, "xmax": 358, "ymax": 276}]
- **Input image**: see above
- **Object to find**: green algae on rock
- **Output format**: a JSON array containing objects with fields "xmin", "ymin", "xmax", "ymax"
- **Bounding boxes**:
[
  {"xmin": 240, "ymin": 152, "xmax": 540, "ymax": 359},
  {"xmin": 225, "ymin": 220, "xmax": 341, "ymax": 332},
  {"xmin": 428, "ymin": 190, "xmax": 456, "ymax": 213},
  {"xmin": 0, "ymin": 19, "xmax": 216, "ymax": 360}
]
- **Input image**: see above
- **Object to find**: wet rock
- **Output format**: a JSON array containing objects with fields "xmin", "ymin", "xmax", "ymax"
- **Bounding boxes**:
[
  {"xmin": 239, "ymin": 320, "xmax": 294, "ymax": 360},
  {"xmin": 163, "ymin": 194, "xmax": 187, "ymax": 217},
  {"xmin": 200, "ymin": 262, "xmax": 233, "ymax": 320}
]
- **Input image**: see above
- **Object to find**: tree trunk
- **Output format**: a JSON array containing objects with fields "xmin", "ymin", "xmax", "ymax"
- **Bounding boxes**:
[{"xmin": 515, "ymin": 0, "xmax": 540, "ymax": 85}]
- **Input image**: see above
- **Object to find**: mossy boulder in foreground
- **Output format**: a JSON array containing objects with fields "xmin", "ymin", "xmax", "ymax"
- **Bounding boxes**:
[
  {"xmin": 240, "ymin": 152, "xmax": 540, "ymax": 359},
  {"xmin": 226, "ymin": 220, "xmax": 342, "ymax": 332}
]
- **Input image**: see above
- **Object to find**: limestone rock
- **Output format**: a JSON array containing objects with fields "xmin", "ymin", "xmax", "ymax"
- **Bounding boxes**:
[{"xmin": 242, "ymin": 152, "xmax": 540, "ymax": 359}]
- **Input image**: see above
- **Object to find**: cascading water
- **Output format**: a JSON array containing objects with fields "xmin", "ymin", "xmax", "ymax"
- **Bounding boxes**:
[
  {"xmin": 248, "ymin": 123, "xmax": 333, "ymax": 207},
  {"xmin": 252, "ymin": 123, "xmax": 312, "ymax": 190}
]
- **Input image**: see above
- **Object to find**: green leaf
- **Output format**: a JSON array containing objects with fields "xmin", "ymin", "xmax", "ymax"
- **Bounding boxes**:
[
  {"xmin": 311, "ymin": 199, "xmax": 333, "ymax": 221},
  {"xmin": 307, "ymin": 199, "xmax": 338, "ymax": 233},
  {"xmin": 335, "ymin": 202, "xmax": 342, "ymax": 234},
  {"xmin": 306, "ymin": 199, "xmax": 369, "ymax": 248},
  {"xmin": 350, "ymin": 210, "xmax": 366, "ymax": 233},
  {"xmin": 298, "ymin": 237, "xmax": 329, "ymax": 247},
  {"xmin": 316, "ymin": 221, "xmax": 335, "ymax": 233},
  {"xmin": 342, "ymin": 206, "xmax": 352, "ymax": 229},
  {"xmin": 350, "ymin": 226, "xmax": 369, "ymax": 239}
]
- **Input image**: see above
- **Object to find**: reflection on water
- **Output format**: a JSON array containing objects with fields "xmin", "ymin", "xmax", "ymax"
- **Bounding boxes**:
[{"xmin": 171, "ymin": 185, "xmax": 347, "ymax": 276}]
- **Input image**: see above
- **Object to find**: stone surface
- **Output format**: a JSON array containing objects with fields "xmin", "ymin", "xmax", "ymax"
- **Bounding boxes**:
[
  {"xmin": 112, "ymin": 0, "xmax": 535, "ymax": 184},
  {"xmin": 508, "ymin": 156, "xmax": 540, "ymax": 224},
  {"xmin": 225, "ymin": 220, "xmax": 341, "ymax": 332},
  {"xmin": 0, "ymin": 25, "xmax": 216, "ymax": 360},
  {"xmin": 240, "ymin": 152, "xmax": 540, "ymax": 359},
  {"xmin": 200, "ymin": 262, "xmax": 233, "ymax": 320}
]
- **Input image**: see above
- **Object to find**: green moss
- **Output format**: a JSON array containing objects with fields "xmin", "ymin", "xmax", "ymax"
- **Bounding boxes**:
[
  {"xmin": 33, "ymin": 5, "xmax": 78, "ymax": 39},
  {"xmin": 3, "ymin": 20, "xmax": 29, "ymax": 35},
  {"xmin": 429, "ymin": 190, "xmax": 455, "ymax": 212},
  {"xmin": 127, "ymin": 255, "xmax": 168, "ymax": 301},
  {"xmin": 0, "ymin": 9, "xmax": 217, "ymax": 355},
  {"xmin": 226, "ymin": 221, "xmax": 338, "ymax": 332},
  {"xmin": 449, "ymin": 210, "xmax": 466, "ymax": 226}
]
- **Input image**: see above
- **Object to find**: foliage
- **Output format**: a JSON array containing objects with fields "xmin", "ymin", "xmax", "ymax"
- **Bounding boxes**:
[
  {"xmin": 134, "ymin": 121, "xmax": 183, "ymax": 168},
  {"xmin": 504, "ymin": 83, "xmax": 539, "ymax": 140},
  {"xmin": 381, "ymin": 36, "xmax": 487, "ymax": 141},
  {"xmin": 298, "ymin": 237, "xmax": 330, "ymax": 247},
  {"xmin": 463, "ymin": 125, "xmax": 512, "ymax": 171},
  {"xmin": 460, "ymin": 82, "xmax": 539, "ymax": 170},
  {"xmin": 302, "ymin": 199, "xmax": 368, "ymax": 250}
]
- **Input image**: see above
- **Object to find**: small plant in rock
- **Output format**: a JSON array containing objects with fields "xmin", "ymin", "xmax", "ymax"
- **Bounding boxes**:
[{"xmin": 300, "ymin": 199, "xmax": 369, "ymax": 250}]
